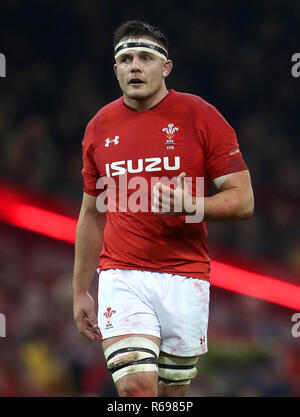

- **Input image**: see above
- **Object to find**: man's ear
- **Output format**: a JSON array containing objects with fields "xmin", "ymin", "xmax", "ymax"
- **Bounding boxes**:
[
  {"xmin": 113, "ymin": 63, "xmax": 119, "ymax": 80},
  {"xmin": 163, "ymin": 59, "xmax": 173, "ymax": 78}
]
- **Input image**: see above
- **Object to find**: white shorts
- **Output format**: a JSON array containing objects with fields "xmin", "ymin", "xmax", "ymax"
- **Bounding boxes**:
[{"xmin": 98, "ymin": 269, "xmax": 210, "ymax": 356}]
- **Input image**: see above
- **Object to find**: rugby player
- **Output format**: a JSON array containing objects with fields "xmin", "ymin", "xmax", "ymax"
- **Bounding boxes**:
[{"xmin": 73, "ymin": 20, "xmax": 254, "ymax": 397}]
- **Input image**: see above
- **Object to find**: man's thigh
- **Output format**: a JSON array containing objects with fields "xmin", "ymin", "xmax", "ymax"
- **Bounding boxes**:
[
  {"xmin": 102, "ymin": 333, "xmax": 161, "ymax": 397},
  {"xmin": 157, "ymin": 276, "xmax": 210, "ymax": 357},
  {"xmin": 98, "ymin": 269, "xmax": 161, "ymax": 340}
]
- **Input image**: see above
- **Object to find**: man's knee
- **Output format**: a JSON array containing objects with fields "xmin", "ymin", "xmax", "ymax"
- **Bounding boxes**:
[
  {"xmin": 158, "ymin": 381, "xmax": 190, "ymax": 397},
  {"xmin": 118, "ymin": 374, "xmax": 157, "ymax": 397}
]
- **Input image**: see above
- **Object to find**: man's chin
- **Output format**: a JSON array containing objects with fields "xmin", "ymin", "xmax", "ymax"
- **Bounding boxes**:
[
  {"xmin": 126, "ymin": 91, "xmax": 148, "ymax": 100},
  {"xmin": 123, "ymin": 85, "xmax": 150, "ymax": 100}
]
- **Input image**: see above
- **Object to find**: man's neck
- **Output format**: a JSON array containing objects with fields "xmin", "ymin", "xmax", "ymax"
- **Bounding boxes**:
[{"xmin": 123, "ymin": 85, "xmax": 169, "ymax": 111}]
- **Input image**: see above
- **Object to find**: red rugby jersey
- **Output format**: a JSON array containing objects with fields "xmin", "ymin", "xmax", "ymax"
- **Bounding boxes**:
[{"xmin": 82, "ymin": 89, "xmax": 247, "ymax": 281}]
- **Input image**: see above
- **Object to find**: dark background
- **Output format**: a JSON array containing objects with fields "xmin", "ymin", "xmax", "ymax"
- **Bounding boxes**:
[{"xmin": 0, "ymin": 0, "xmax": 299, "ymax": 396}]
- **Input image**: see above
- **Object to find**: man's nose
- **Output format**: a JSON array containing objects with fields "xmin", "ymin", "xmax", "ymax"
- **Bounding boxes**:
[{"xmin": 130, "ymin": 56, "xmax": 141, "ymax": 71}]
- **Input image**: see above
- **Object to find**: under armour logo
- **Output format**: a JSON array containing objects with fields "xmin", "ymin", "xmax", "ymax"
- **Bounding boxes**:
[{"xmin": 105, "ymin": 136, "xmax": 119, "ymax": 147}]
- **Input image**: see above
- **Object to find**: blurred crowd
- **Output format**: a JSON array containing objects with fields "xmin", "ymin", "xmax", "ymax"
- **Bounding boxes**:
[{"xmin": 0, "ymin": 0, "xmax": 299, "ymax": 397}]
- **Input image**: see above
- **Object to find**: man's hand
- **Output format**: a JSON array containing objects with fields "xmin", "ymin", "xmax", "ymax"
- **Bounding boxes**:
[
  {"xmin": 152, "ymin": 172, "xmax": 196, "ymax": 216},
  {"xmin": 73, "ymin": 292, "xmax": 100, "ymax": 341}
]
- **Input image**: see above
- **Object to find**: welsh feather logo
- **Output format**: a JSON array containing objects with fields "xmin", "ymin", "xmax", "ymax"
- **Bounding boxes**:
[
  {"xmin": 103, "ymin": 307, "xmax": 116, "ymax": 329},
  {"xmin": 162, "ymin": 123, "xmax": 178, "ymax": 150}
]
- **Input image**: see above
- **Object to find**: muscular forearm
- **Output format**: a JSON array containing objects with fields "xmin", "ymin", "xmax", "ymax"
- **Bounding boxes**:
[
  {"xmin": 203, "ymin": 187, "xmax": 254, "ymax": 221},
  {"xmin": 152, "ymin": 171, "xmax": 254, "ymax": 221},
  {"xmin": 73, "ymin": 208, "xmax": 106, "ymax": 295}
]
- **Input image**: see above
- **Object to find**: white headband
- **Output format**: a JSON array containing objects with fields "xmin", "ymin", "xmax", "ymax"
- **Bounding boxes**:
[{"xmin": 114, "ymin": 38, "xmax": 168, "ymax": 61}]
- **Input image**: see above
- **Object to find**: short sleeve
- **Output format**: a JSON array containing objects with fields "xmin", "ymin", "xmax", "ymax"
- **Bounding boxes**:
[
  {"xmin": 81, "ymin": 120, "xmax": 100, "ymax": 196},
  {"xmin": 203, "ymin": 105, "xmax": 248, "ymax": 181}
]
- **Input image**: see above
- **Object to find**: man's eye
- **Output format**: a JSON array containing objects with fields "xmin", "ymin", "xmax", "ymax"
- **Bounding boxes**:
[
  {"xmin": 143, "ymin": 55, "xmax": 151, "ymax": 61},
  {"xmin": 121, "ymin": 57, "xmax": 130, "ymax": 63}
]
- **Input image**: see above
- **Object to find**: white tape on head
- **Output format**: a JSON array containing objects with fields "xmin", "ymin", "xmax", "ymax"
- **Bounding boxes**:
[{"xmin": 115, "ymin": 38, "xmax": 168, "ymax": 61}]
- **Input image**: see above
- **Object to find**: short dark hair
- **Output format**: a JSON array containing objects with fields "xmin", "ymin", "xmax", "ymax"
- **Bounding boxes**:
[{"xmin": 113, "ymin": 20, "xmax": 168, "ymax": 52}]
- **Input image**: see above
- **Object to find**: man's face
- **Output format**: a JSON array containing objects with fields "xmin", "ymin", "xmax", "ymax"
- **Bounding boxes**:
[{"xmin": 114, "ymin": 37, "xmax": 172, "ymax": 100}]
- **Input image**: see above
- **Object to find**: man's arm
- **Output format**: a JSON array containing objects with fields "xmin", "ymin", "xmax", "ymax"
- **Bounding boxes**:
[
  {"xmin": 204, "ymin": 170, "xmax": 254, "ymax": 221},
  {"xmin": 73, "ymin": 192, "xmax": 106, "ymax": 341},
  {"xmin": 152, "ymin": 170, "xmax": 254, "ymax": 221}
]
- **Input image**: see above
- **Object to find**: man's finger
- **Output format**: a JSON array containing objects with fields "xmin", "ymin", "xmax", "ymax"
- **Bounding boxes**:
[
  {"xmin": 157, "ymin": 184, "xmax": 174, "ymax": 208},
  {"xmin": 80, "ymin": 318, "xmax": 99, "ymax": 341},
  {"xmin": 154, "ymin": 183, "xmax": 173, "ymax": 194},
  {"xmin": 87, "ymin": 322, "xmax": 100, "ymax": 337},
  {"xmin": 86, "ymin": 313, "xmax": 98, "ymax": 328},
  {"xmin": 153, "ymin": 184, "xmax": 165, "ymax": 211},
  {"xmin": 81, "ymin": 328, "xmax": 98, "ymax": 341},
  {"xmin": 152, "ymin": 194, "xmax": 160, "ymax": 212},
  {"xmin": 74, "ymin": 312, "xmax": 85, "ymax": 331},
  {"xmin": 177, "ymin": 172, "xmax": 186, "ymax": 189}
]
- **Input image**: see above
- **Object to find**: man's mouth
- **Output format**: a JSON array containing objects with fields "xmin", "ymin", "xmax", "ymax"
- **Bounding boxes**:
[{"xmin": 128, "ymin": 78, "xmax": 145, "ymax": 85}]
